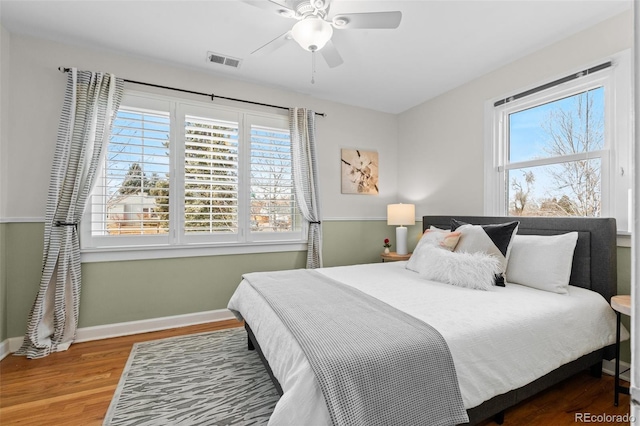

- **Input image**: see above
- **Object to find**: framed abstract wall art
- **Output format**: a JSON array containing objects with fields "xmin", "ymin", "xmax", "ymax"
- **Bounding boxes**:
[{"xmin": 340, "ymin": 149, "xmax": 379, "ymax": 195}]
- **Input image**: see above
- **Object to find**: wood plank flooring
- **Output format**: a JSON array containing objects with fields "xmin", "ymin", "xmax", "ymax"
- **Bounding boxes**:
[{"xmin": 0, "ymin": 320, "xmax": 632, "ymax": 425}]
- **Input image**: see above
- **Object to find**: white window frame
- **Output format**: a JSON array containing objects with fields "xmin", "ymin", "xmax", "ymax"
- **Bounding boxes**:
[
  {"xmin": 81, "ymin": 91, "xmax": 306, "ymax": 262},
  {"xmin": 484, "ymin": 50, "xmax": 632, "ymax": 236}
]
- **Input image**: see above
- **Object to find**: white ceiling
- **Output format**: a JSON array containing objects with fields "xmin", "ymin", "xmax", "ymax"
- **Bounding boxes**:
[{"xmin": 0, "ymin": 0, "xmax": 632, "ymax": 114}]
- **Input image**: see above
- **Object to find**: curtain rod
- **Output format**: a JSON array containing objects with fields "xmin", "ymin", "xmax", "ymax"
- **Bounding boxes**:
[
  {"xmin": 493, "ymin": 61, "xmax": 612, "ymax": 108},
  {"xmin": 58, "ymin": 67, "xmax": 326, "ymax": 117}
]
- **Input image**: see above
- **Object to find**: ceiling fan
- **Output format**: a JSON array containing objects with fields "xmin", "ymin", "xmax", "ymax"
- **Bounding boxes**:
[{"xmin": 243, "ymin": 0, "xmax": 402, "ymax": 68}]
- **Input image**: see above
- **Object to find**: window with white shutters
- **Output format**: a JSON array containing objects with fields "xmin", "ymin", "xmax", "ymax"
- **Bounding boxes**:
[
  {"xmin": 82, "ymin": 92, "xmax": 305, "ymax": 257},
  {"xmin": 87, "ymin": 103, "xmax": 171, "ymax": 241},
  {"xmin": 184, "ymin": 115, "xmax": 239, "ymax": 234}
]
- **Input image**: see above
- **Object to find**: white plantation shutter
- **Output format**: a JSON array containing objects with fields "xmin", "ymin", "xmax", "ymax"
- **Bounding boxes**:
[
  {"xmin": 184, "ymin": 115, "xmax": 239, "ymax": 234},
  {"xmin": 250, "ymin": 124, "xmax": 298, "ymax": 233},
  {"xmin": 89, "ymin": 106, "xmax": 170, "ymax": 237},
  {"xmin": 82, "ymin": 92, "xmax": 306, "ymax": 253}
]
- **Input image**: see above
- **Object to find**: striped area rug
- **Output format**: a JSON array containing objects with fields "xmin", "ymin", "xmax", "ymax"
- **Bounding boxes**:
[{"xmin": 104, "ymin": 327, "xmax": 279, "ymax": 425}]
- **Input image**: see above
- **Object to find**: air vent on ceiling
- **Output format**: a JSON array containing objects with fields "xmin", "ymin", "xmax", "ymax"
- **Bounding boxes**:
[{"xmin": 207, "ymin": 52, "xmax": 242, "ymax": 69}]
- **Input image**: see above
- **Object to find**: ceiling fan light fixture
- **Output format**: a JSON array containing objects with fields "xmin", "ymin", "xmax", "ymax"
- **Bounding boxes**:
[{"xmin": 291, "ymin": 17, "xmax": 333, "ymax": 52}]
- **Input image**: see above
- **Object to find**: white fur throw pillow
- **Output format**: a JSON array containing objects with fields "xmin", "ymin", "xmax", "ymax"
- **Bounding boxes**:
[
  {"xmin": 405, "ymin": 229, "xmax": 461, "ymax": 272},
  {"xmin": 412, "ymin": 245, "xmax": 502, "ymax": 291}
]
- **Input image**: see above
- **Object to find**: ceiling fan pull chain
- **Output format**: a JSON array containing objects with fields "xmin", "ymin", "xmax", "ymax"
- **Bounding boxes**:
[{"xmin": 311, "ymin": 50, "xmax": 316, "ymax": 84}]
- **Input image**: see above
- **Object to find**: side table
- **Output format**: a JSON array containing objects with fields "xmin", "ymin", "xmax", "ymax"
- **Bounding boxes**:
[
  {"xmin": 611, "ymin": 294, "xmax": 631, "ymax": 406},
  {"xmin": 381, "ymin": 252, "xmax": 412, "ymax": 262}
]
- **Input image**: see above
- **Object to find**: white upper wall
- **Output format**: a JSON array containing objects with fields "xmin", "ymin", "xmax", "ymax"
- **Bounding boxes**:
[
  {"xmin": 398, "ymin": 10, "xmax": 632, "ymax": 218},
  {"xmin": 0, "ymin": 26, "xmax": 9, "ymax": 220},
  {"xmin": 2, "ymin": 34, "xmax": 398, "ymax": 222}
]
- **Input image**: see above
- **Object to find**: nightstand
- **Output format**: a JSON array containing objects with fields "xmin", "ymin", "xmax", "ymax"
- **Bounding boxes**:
[
  {"xmin": 380, "ymin": 252, "xmax": 412, "ymax": 262},
  {"xmin": 611, "ymin": 294, "xmax": 631, "ymax": 406}
]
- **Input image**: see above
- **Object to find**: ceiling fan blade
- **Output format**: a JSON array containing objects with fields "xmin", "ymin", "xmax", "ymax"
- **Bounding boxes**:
[
  {"xmin": 320, "ymin": 40, "xmax": 343, "ymax": 68},
  {"xmin": 332, "ymin": 11, "xmax": 402, "ymax": 29},
  {"xmin": 251, "ymin": 31, "xmax": 292, "ymax": 56},
  {"xmin": 241, "ymin": 0, "xmax": 297, "ymax": 18}
]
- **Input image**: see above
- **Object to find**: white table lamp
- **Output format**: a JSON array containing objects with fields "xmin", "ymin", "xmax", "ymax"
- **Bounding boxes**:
[{"xmin": 387, "ymin": 203, "xmax": 415, "ymax": 255}]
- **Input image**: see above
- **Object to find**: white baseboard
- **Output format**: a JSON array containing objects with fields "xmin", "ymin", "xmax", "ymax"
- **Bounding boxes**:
[
  {"xmin": 1, "ymin": 308, "xmax": 236, "ymax": 360},
  {"xmin": 603, "ymin": 358, "xmax": 632, "ymax": 382},
  {"xmin": 0, "ymin": 339, "xmax": 10, "ymax": 361}
]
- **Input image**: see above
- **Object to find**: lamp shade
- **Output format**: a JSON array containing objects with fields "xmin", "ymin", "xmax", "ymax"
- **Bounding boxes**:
[
  {"xmin": 387, "ymin": 203, "xmax": 415, "ymax": 226},
  {"xmin": 291, "ymin": 17, "xmax": 334, "ymax": 52}
]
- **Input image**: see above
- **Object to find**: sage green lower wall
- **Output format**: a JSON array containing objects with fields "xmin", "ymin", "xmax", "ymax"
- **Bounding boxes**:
[
  {"xmin": 2, "ymin": 221, "xmax": 632, "ymax": 363},
  {"xmin": 3, "ymin": 220, "xmax": 417, "ymax": 338},
  {"xmin": 322, "ymin": 220, "xmax": 423, "ymax": 267}
]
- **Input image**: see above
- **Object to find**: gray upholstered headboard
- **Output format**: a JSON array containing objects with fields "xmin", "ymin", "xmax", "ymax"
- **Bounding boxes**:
[{"xmin": 422, "ymin": 216, "xmax": 617, "ymax": 302}]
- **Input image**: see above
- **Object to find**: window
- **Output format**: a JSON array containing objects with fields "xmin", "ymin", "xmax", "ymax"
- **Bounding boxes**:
[
  {"xmin": 485, "ymin": 51, "xmax": 631, "ymax": 233},
  {"xmin": 82, "ymin": 92, "xmax": 303, "ymax": 259},
  {"xmin": 249, "ymin": 123, "xmax": 298, "ymax": 235},
  {"xmin": 92, "ymin": 104, "xmax": 171, "ymax": 239}
]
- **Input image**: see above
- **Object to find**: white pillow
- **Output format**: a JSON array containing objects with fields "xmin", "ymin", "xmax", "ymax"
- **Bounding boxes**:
[
  {"xmin": 505, "ymin": 232, "xmax": 578, "ymax": 294},
  {"xmin": 410, "ymin": 245, "xmax": 502, "ymax": 291}
]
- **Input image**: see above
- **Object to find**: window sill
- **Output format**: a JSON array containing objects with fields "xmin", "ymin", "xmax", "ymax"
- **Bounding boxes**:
[{"xmin": 80, "ymin": 241, "xmax": 308, "ymax": 263}]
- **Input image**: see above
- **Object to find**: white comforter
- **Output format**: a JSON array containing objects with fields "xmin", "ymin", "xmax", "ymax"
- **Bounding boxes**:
[{"xmin": 227, "ymin": 261, "xmax": 624, "ymax": 426}]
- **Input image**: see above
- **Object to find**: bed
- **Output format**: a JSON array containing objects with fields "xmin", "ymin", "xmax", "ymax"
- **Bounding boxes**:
[{"xmin": 227, "ymin": 215, "xmax": 624, "ymax": 425}]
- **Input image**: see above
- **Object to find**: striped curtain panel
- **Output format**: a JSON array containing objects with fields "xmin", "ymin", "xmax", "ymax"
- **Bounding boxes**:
[
  {"xmin": 290, "ymin": 108, "xmax": 322, "ymax": 269},
  {"xmin": 16, "ymin": 69, "xmax": 123, "ymax": 359}
]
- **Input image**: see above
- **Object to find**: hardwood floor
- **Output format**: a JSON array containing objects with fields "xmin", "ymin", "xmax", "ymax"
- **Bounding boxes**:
[
  {"xmin": 0, "ymin": 320, "xmax": 243, "ymax": 426},
  {"xmin": 0, "ymin": 320, "xmax": 632, "ymax": 425},
  {"xmin": 476, "ymin": 371, "xmax": 632, "ymax": 426}
]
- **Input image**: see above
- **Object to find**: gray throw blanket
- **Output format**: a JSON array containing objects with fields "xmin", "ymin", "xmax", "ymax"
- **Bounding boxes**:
[{"xmin": 243, "ymin": 269, "xmax": 468, "ymax": 426}]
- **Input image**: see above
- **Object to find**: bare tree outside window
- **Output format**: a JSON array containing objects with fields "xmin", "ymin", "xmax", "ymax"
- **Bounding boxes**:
[
  {"xmin": 510, "ymin": 170, "xmax": 535, "ymax": 215},
  {"xmin": 507, "ymin": 87, "xmax": 604, "ymax": 217},
  {"xmin": 250, "ymin": 125, "xmax": 297, "ymax": 232}
]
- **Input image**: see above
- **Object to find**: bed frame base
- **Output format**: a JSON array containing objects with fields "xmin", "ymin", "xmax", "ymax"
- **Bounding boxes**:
[
  {"xmin": 245, "ymin": 323, "xmax": 283, "ymax": 396},
  {"xmin": 465, "ymin": 348, "xmax": 604, "ymax": 425},
  {"xmin": 245, "ymin": 322, "xmax": 605, "ymax": 425}
]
